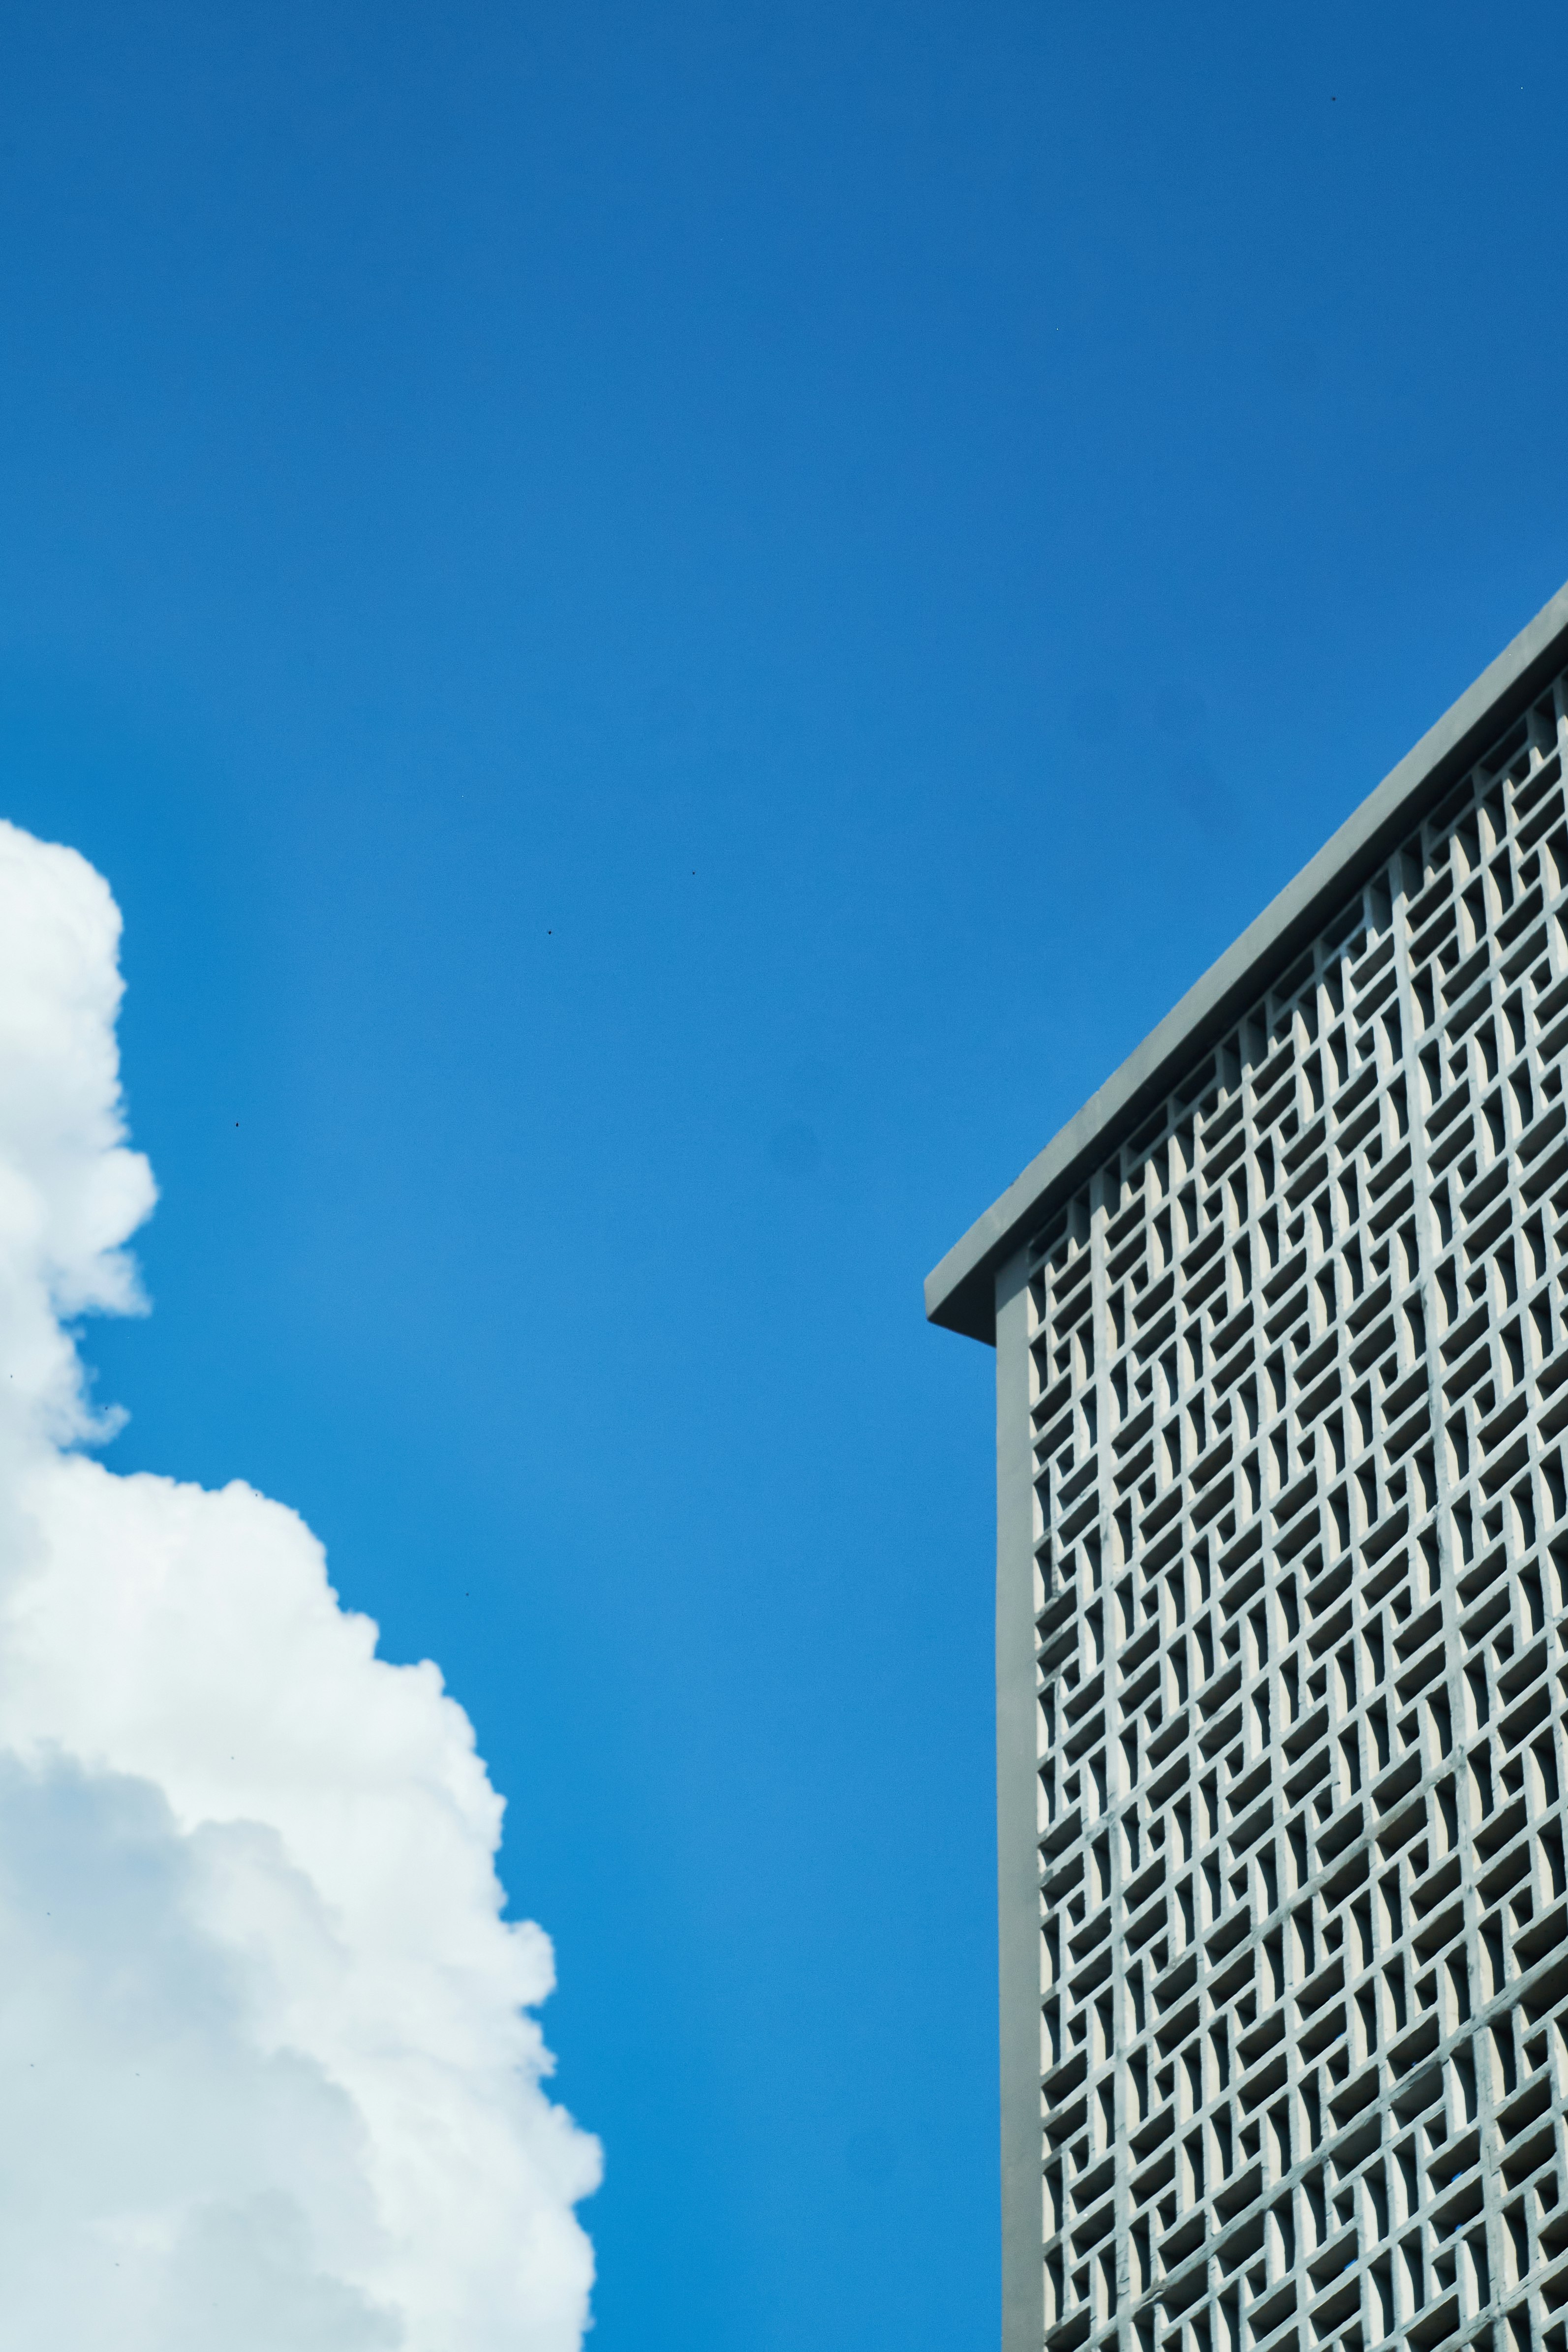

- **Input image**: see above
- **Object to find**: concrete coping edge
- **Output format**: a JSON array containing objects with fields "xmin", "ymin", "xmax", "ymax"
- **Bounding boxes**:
[{"xmin": 925, "ymin": 577, "xmax": 1568, "ymax": 1345}]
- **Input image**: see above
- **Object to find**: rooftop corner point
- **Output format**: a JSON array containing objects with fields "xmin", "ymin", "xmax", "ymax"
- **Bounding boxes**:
[{"xmin": 925, "ymin": 576, "xmax": 1568, "ymax": 1344}]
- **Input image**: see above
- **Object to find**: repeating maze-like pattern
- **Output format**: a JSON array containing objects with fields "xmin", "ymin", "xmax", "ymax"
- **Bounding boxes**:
[{"xmin": 1030, "ymin": 681, "xmax": 1568, "ymax": 2352}]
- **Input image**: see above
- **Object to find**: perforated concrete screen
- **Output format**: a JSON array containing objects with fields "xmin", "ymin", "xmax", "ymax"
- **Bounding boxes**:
[{"xmin": 927, "ymin": 585, "xmax": 1568, "ymax": 2352}]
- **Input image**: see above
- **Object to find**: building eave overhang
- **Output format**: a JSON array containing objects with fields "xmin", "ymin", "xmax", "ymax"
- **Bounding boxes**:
[{"xmin": 925, "ymin": 576, "xmax": 1568, "ymax": 1345}]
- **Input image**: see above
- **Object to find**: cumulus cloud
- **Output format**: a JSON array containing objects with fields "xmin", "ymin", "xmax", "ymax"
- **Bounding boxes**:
[{"xmin": 0, "ymin": 820, "xmax": 600, "ymax": 2348}]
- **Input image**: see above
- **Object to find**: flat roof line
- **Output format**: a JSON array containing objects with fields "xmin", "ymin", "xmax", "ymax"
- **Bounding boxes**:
[{"xmin": 925, "ymin": 576, "xmax": 1568, "ymax": 1345}]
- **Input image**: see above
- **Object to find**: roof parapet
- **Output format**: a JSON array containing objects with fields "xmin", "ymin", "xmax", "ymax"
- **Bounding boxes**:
[{"xmin": 925, "ymin": 576, "xmax": 1568, "ymax": 1344}]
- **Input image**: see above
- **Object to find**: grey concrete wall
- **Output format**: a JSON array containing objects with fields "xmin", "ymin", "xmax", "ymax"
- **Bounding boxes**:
[
  {"xmin": 997, "ymin": 1248, "xmax": 1044, "ymax": 2352},
  {"xmin": 984, "ymin": 674, "xmax": 1568, "ymax": 2352}
]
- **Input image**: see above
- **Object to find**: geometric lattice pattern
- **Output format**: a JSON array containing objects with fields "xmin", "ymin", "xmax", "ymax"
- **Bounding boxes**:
[{"xmin": 1028, "ymin": 680, "xmax": 1568, "ymax": 2352}]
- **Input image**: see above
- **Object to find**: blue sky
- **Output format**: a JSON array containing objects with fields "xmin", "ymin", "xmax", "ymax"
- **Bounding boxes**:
[{"xmin": 2, "ymin": 3, "xmax": 1566, "ymax": 2345}]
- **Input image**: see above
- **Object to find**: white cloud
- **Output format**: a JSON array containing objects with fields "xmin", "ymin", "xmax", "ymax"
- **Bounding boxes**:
[{"xmin": 0, "ymin": 820, "xmax": 600, "ymax": 2348}]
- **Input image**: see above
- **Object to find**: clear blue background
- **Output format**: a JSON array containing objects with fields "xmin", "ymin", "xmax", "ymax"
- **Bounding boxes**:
[{"xmin": 1, "ymin": 5, "xmax": 1564, "ymax": 2344}]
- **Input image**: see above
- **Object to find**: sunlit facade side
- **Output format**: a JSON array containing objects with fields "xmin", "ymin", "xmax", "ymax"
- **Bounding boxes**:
[{"xmin": 928, "ymin": 585, "xmax": 1568, "ymax": 2352}]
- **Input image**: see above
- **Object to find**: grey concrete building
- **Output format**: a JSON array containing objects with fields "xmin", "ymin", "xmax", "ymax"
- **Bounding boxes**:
[{"xmin": 927, "ymin": 581, "xmax": 1568, "ymax": 2352}]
